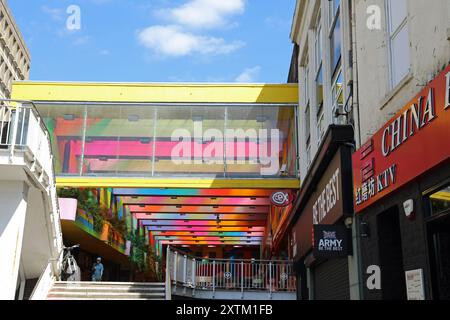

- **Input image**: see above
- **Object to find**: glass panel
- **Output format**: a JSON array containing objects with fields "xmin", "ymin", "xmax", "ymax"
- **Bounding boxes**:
[
  {"xmin": 315, "ymin": 17, "xmax": 322, "ymax": 72},
  {"xmin": 304, "ymin": 104, "xmax": 310, "ymax": 141},
  {"xmin": 154, "ymin": 105, "xmax": 226, "ymax": 177},
  {"xmin": 329, "ymin": 0, "xmax": 340, "ymax": 26},
  {"xmin": 330, "ymin": 15, "xmax": 341, "ymax": 75},
  {"xmin": 430, "ymin": 186, "xmax": 450, "ymax": 216},
  {"xmin": 37, "ymin": 103, "xmax": 86, "ymax": 175},
  {"xmin": 391, "ymin": 25, "xmax": 410, "ymax": 86},
  {"xmin": 317, "ymin": 111, "xmax": 325, "ymax": 144},
  {"xmin": 35, "ymin": 102, "xmax": 296, "ymax": 178},
  {"xmin": 332, "ymin": 69, "xmax": 344, "ymax": 124},
  {"xmin": 388, "ymin": 0, "xmax": 407, "ymax": 35},
  {"xmin": 316, "ymin": 66, "xmax": 323, "ymax": 112},
  {"xmin": 226, "ymin": 106, "xmax": 296, "ymax": 177},
  {"xmin": 83, "ymin": 105, "xmax": 119, "ymax": 176},
  {"xmin": 116, "ymin": 105, "xmax": 154, "ymax": 176}
]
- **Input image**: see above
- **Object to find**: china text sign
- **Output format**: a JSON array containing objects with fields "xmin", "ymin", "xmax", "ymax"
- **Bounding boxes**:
[{"xmin": 353, "ymin": 65, "xmax": 450, "ymax": 212}]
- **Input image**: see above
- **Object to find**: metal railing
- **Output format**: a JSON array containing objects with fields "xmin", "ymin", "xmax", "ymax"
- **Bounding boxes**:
[
  {"xmin": 166, "ymin": 246, "xmax": 296, "ymax": 298},
  {"xmin": 0, "ymin": 100, "xmax": 64, "ymax": 290}
]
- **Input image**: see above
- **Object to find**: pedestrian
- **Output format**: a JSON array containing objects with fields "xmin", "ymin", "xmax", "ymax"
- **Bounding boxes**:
[{"xmin": 91, "ymin": 257, "xmax": 104, "ymax": 282}]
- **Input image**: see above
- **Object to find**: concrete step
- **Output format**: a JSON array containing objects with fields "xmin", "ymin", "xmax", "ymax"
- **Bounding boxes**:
[
  {"xmin": 53, "ymin": 281, "xmax": 165, "ymax": 287},
  {"xmin": 50, "ymin": 285, "xmax": 165, "ymax": 291},
  {"xmin": 49, "ymin": 288, "xmax": 165, "ymax": 294},
  {"xmin": 47, "ymin": 281, "xmax": 166, "ymax": 300},
  {"xmin": 47, "ymin": 292, "xmax": 165, "ymax": 299},
  {"xmin": 47, "ymin": 297, "xmax": 164, "ymax": 300}
]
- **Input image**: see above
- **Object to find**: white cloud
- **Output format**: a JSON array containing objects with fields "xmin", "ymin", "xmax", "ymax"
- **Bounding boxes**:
[
  {"xmin": 138, "ymin": 25, "xmax": 244, "ymax": 57},
  {"xmin": 72, "ymin": 35, "xmax": 91, "ymax": 46},
  {"xmin": 235, "ymin": 66, "xmax": 261, "ymax": 83},
  {"xmin": 159, "ymin": 0, "xmax": 245, "ymax": 29},
  {"xmin": 90, "ymin": 0, "xmax": 113, "ymax": 5},
  {"xmin": 42, "ymin": 6, "xmax": 64, "ymax": 21}
]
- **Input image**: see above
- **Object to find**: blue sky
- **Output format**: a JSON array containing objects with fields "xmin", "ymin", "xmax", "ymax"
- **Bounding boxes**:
[{"xmin": 9, "ymin": 0, "xmax": 296, "ymax": 83}]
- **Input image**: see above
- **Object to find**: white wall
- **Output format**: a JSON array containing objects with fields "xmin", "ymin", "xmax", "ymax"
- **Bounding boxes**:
[
  {"xmin": 21, "ymin": 187, "xmax": 53, "ymax": 279},
  {"xmin": 0, "ymin": 181, "xmax": 29, "ymax": 300},
  {"xmin": 354, "ymin": 0, "xmax": 450, "ymax": 146}
]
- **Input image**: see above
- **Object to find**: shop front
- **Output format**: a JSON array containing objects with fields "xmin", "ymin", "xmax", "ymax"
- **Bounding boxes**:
[
  {"xmin": 353, "ymin": 65, "xmax": 450, "ymax": 300},
  {"xmin": 287, "ymin": 125, "xmax": 355, "ymax": 300}
]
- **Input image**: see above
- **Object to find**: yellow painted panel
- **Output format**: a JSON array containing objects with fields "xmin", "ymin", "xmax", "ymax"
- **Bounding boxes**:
[
  {"xmin": 56, "ymin": 177, "xmax": 301, "ymax": 189},
  {"xmin": 12, "ymin": 82, "xmax": 298, "ymax": 104}
]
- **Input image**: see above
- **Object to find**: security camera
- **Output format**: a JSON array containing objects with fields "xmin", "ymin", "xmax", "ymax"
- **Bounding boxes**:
[
  {"xmin": 344, "ymin": 217, "xmax": 353, "ymax": 228},
  {"xmin": 403, "ymin": 199, "xmax": 415, "ymax": 220}
]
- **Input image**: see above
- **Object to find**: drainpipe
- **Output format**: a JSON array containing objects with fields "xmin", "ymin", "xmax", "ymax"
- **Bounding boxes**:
[{"xmin": 350, "ymin": 0, "xmax": 364, "ymax": 300}]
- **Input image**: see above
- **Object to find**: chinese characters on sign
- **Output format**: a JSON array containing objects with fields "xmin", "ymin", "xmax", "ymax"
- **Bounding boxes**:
[
  {"xmin": 355, "ymin": 164, "xmax": 397, "ymax": 206},
  {"xmin": 353, "ymin": 65, "xmax": 450, "ymax": 212}
]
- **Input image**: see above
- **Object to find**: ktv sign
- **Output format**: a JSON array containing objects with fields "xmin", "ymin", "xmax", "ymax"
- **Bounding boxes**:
[{"xmin": 353, "ymin": 65, "xmax": 450, "ymax": 212}]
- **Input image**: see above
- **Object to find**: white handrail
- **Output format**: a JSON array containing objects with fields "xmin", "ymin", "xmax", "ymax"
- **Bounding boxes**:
[
  {"xmin": 166, "ymin": 247, "xmax": 296, "ymax": 294},
  {"xmin": 0, "ymin": 100, "xmax": 64, "ymax": 286}
]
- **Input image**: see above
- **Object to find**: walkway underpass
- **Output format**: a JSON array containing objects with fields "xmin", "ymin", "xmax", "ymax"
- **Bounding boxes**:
[{"xmin": 10, "ymin": 82, "xmax": 300, "ymax": 299}]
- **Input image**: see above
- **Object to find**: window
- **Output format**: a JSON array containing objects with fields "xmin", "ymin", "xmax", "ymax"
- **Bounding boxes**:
[
  {"xmin": 429, "ymin": 185, "xmax": 450, "ymax": 216},
  {"xmin": 306, "ymin": 143, "xmax": 311, "ymax": 169},
  {"xmin": 329, "ymin": 0, "xmax": 341, "ymax": 76},
  {"xmin": 314, "ymin": 15, "xmax": 322, "ymax": 74},
  {"xmin": 331, "ymin": 69, "xmax": 344, "ymax": 124},
  {"xmin": 305, "ymin": 103, "xmax": 311, "ymax": 168},
  {"xmin": 303, "ymin": 59, "xmax": 309, "ymax": 105},
  {"xmin": 317, "ymin": 110, "xmax": 325, "ymax": 143},
  {"xmin": 316, "ymin": 66, "xmax": 323, "ymax": 114},
  {"xmin": 387, "ymin": 0, "xmax": 410, "ymax": 88},
  {"xmin": 305, "ymin": 104, "xmax": 311, "ymax": 143},
  {"xmin": 314, "ymin": 13, "xmax": 324, "ymax": 145}
]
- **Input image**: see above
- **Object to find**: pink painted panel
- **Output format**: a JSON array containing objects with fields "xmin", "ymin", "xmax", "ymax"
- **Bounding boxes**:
[{"xmin": 58, "ymin": 198, "xmax": 78, "ymax": 221}]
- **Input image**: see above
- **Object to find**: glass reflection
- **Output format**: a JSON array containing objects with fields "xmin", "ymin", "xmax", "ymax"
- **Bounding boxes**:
[{"xmin": 35, "ymin": 103, "xmax": 297, "ymax": 178}]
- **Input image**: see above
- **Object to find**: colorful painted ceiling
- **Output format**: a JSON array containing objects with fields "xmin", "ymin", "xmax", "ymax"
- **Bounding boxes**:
[{"xmin": 113, "ymin": 188, "xmax": 280, "ymax": 247}]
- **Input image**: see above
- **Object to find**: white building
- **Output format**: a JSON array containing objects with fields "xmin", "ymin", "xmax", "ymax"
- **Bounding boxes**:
[
  {"xmin": 291, "ymin": 0, "xmax": 354, "ymax": 181},
  {"xmin": 290, "ymin": 0, "xmax": 361, "ymax": 301},
  {"xmin": 353, "ymin": 0, "xmax": 450, "ymax": 145},
  {"xmin": 290, "ymin": 0, "xmax": 450, "ymax": 300},
  {"xmin": 351, "ymin": 0, "xmax": 450, "ymax": 300},
  {"xmin": 0, "ymin": 0, "xmax": 30, "ymax": 99}
]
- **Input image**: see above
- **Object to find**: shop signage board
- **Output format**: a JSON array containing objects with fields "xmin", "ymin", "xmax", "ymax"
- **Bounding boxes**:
[
  {"xmin": 313, "ymin": 224, "xmax": 350, "ymax": 258},
  {"xmin": 353, "ymin": 65, "xmax": 450, "ymax": 213},
  {"xmin": 291, "ymin": 146, "xmax": 353, "ymax": 260},
  {"xmin": 405, "ymin": 269, "xmax": 425, "ymax": 300}
]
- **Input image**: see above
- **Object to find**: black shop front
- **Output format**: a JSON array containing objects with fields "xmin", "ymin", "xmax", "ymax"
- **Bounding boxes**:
[
  {"xmin": 352, "ymin": 65, "xmax": 450, "ymax": 300},
  {"xmin": 288, "ymin": 125, "xmax": 355, "ymax": 300}
]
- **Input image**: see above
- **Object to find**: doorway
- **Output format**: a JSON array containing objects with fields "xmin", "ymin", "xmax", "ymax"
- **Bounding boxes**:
[
  {"xmin": 376, "ymin": 206, "xmax": 407, "ymax": 299},
  {"xmin": 427, "ymin": 211, "xmax": 450, "ymax": 300}
]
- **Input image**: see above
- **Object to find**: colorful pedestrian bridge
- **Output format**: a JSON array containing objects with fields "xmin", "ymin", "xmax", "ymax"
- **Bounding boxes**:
[{"xmin": 8, "ymin": 82, "xmax": 300, "ymax": 298}]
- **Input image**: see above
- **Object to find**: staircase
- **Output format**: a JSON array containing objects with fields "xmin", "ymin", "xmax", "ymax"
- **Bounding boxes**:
[{"xmin": 47, "ymin": 282, "xmax": 167, "ymax": 300}]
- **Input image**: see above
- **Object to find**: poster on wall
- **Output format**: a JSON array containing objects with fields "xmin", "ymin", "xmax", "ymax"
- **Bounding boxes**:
[
  {"xmin": 313, "ymin": 224, "xmax": 350, "ymax": 258},
  {"xmin": 405, "ymin": 269, "xmax": 425, "ymax": 300}
]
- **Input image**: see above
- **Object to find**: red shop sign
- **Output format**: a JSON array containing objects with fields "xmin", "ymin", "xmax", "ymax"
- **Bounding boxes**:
[{"xmin": 353, "ymin": 64, "xmax": 450, "ymax": 213}]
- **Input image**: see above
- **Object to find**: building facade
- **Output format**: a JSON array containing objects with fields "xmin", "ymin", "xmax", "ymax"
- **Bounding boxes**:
[
  {"xmin": 352, "ymin": 0, "xmax": 450, "ymax": 300},
  {"xmin": 286, "ymin": 0, "xmax": 450, "ymax": 300},
  {"xmin": 284, "ymin": 0, "xmax": 361, "ymax": 300},
  {"xmin": 0, "ymin": 0, "xmax": 30, "ymax": 99}
]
